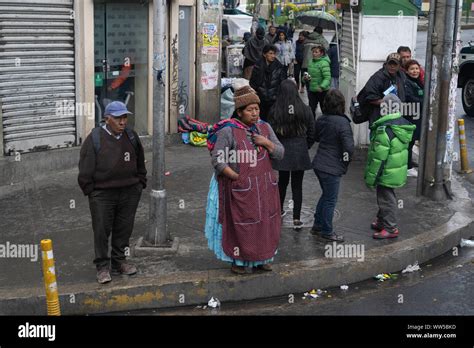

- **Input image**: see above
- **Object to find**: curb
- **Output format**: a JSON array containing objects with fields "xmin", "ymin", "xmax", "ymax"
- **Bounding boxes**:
[{"xmin": 0, "ymin": 210, "xmax": 472, "ymax": 315}]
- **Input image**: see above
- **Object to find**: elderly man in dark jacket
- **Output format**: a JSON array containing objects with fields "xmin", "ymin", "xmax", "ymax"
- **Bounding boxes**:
[
  {"xmin": 250, "ymin": 44, "xmax": 288, "ymax": 121},
  {"xmin": 356, "ymin": 53, "xmax": 407, "ymax": 126},
  {"xmin": 78, "ymin": 101, "xmax": 147, "ymax": 284}
]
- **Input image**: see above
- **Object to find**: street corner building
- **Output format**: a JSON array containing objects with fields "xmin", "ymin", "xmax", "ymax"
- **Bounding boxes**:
[{"xmin": 0, "ymin": 0, "xmax": 223, "ymax": 182}]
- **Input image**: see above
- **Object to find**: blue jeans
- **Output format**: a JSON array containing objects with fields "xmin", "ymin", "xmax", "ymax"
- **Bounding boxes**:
[{"xmin": 314, "ymin": 169, "xmax": 341, "ymax": 235}]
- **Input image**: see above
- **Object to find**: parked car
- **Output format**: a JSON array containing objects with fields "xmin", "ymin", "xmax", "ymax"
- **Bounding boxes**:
[{"xmin": 459, "ymin": 41, "xmax": 474, "ymax": 117}]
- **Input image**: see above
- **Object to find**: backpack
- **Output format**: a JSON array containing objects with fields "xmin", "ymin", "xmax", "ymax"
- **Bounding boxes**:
[
  {"xmin": 351, "ymin": 86, "xmax": 372, "ymax": 124},
  {"xmin": 91, "ymin": 126, "xmax": 138, "ymax": 154}
]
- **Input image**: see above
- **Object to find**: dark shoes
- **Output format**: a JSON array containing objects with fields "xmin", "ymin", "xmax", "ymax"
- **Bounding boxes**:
[
  {"xmin": 293, "ymin": 220, "xmax": 304, "ymax": 230},
  {"xmin": 97, "ymin": 268, "xmax": 112, "ymax": 284},
  {"xmin": 111, "ymin": 262, "xmax": 138, "ymax": 276},
  {"xmin": 231, "ymin": 264, "xmax": 246, "ymax": 275},
  {"xmin": 310, "ymin": 225, "xmax": 322, "ymax": 235},
  {"xmin": 310, "ymin": 225, "xmax": 344, "ymax": 242},
  {"xmin": 231, "ymin": 263, "xmax": 273, "ymax": 274},
  {"xmin": 320, "ymin": 233, "xmax": 345, "ymax": 242},
  {"xmin": 255, "ymin": 263, "xmax": 272, "ymax": 272}
]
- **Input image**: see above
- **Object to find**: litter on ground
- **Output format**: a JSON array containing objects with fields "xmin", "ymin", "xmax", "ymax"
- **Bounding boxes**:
[
  {"xmin": 207, "ymin": 297, "xmax": 220, "ymax": 308},
  {"xmin": 402, "ymin": 262, "xmax": 421, "ymax": 273},
  {"xmin": 374, "ymin": 273, "xmax": 398, "ymax": 281},
  {"xmin": 460, "ymin": 239, "xmax": 474, "ymax": 248}
]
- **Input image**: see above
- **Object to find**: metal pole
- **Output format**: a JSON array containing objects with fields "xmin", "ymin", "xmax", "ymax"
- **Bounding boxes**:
[
  {"xmin": 417, "ymin": 0, "xmax": 436, "ymax": 196},
  {"xmin": 147, "ymin": 0, "xmax": 169, "ymax": 246},
  {"xmin": 418, "ymin": 0, "xmax": 458, "ymax": 200}
]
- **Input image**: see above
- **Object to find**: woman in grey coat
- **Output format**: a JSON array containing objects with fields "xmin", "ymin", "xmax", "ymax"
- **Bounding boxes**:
[{"xmin": 268, "ymin": 80, "xmax": 316, "ymax": 230}]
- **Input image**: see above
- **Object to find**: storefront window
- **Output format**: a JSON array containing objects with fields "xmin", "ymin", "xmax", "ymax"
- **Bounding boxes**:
[{"xmin": 94, "ymin": 0, "xmax": 149, "ymax": 135}]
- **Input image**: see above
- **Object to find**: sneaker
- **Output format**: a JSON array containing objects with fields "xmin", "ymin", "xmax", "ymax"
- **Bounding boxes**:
[
  {"xmin": 97, "ymin": 268, "xmax": 112, "ymax": 284},
  {"xmin": 231, "ymin": 264, "xmax": 246, "ymax": 275},
  {"xmin": 373, "ymin": 228, "xmax": 399, "ymax": 239},
  {"xmin": 407, "ymin": 168, "xmax": 418, "ymax": 177},
  {"xmin": 111, "ymin": 262, "xmax": 137, "ymax": 276},
  {"xmin": 293, "ymin": 219, "xmax": 304, "ymax": 230},
  {"xmin": 321, "ymin": 233, "xmax": 345, "ymax": 242},
  {"xmin": 370, "ymin": 219, "xmax": 384, "ymax": 232}
]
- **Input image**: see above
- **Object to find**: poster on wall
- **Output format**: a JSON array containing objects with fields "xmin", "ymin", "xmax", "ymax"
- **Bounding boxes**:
[
  {"xmin": 201, "ymin": 62, "xmax": 218, "ymax": 90},
  {"xmin": 202, "ymin": 23, "xmax": 219, "ymax": 55}
]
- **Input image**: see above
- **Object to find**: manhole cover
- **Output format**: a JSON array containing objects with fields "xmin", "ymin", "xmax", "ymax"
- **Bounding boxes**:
[{"xmin": 281, "ymin": 204, "xmax": 341, "ymax": 228}]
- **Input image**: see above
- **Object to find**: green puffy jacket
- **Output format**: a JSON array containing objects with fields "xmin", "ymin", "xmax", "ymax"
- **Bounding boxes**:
[
  {"xmin": 364, "ymin": 112, "xmax": 415, "ymax": 189},
  {"xmin": 307, "ymin": 55, "xmax": 331, "ymax": 92}
]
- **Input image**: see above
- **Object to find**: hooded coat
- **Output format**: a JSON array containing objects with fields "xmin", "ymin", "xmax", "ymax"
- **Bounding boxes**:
[
  {"xmin": 243, "ymin": 29, "xmax": 266, "ymax": 64},
  {"xmin": 307, "ymin": 55, "xmax": 331, "ymax": 92},
  {"xmin": 302, "ymin": 32, "xmax": 330, "ymax": 69},
  {"xmin": 365, "ymin": 112, "xmax": 415, "ymax": 189}
]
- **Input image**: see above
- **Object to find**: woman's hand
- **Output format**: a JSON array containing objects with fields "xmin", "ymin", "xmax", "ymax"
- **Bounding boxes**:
[
  {"xmin": 253, "ymin": 135, "xmax": 275, "ymax": 153},
  {"xmin": 222, "ymin": 167, "xmax": 239, "ymax": 181}
]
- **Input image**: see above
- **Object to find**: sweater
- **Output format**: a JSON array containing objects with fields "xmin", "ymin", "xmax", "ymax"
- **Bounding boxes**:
[{"xmin": 78, "ymin": 128, "xmax": 147, "ymax": 195}]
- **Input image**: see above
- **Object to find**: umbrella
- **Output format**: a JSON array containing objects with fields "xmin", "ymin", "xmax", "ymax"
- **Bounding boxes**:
[{"xmin": 296, "ymin": 10, "xmax": 341, "ymax": 31}]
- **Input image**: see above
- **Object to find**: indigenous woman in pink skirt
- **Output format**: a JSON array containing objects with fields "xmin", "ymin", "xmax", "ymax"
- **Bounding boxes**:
[{"xmin": 205, "ymin": 84, "xmax": 285, "ymax": 274}]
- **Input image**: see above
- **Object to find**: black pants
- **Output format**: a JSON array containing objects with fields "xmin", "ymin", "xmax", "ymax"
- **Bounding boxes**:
[
  {"xmin": 308, "ymin": 90, "xmax": 328, "ymax": 118},
  {"xmin": 88, "ymin": 183, "xmax": 143, "ymax": 270},
  {"xmin": 278, "ymin": 170, "xmax": 305, "ymax": 220},
  {"xmin": 294, "ymin": 63, "xmax": 302, "ymax": 87},
  {"xmin": 376, "ymin": 185, "xmax": 398, "ymax": 232}
]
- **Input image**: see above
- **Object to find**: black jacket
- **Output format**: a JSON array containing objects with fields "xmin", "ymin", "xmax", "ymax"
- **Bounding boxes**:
[
  {"xmin": 250, "ymin": 58, "xmax": 287, "ymax": 103},
  {"xmin": 271, "ymin": 104, "xmax": 316, "ymax": 171},
  {"xmin": 327, "ymin": 44, "xmax": 340, "ymax": 78},
  {"xmin": 361, "ymin": 66, "xmax": 407, "ymax": 125},
  {"xmin": 295, "ymin": 39, "xmax": 305, "ymax": 65},
  {"xmin": 312, "ymin": 114, "xmax": 354, "ymax": 176}
]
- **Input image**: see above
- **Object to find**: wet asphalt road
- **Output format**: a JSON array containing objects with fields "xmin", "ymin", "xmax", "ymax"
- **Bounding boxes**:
[{"xmin": 113, "ymin": 247, "xmax": 474, "ymax": 316}]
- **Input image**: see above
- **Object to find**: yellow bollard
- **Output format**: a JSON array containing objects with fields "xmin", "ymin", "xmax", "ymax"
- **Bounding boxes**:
[
  {"xmin": 457, "ymin": 119, "xmax": 473, "ymax": 174},
  {"xmin": 41, "ymin": 239, "xmax": 61, "ymax": 316}
]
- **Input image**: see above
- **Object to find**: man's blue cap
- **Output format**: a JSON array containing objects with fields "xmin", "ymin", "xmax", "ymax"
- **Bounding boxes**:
[{"xmin": 104, "ymin": 101, "xmax": 133, "ymax": 117}]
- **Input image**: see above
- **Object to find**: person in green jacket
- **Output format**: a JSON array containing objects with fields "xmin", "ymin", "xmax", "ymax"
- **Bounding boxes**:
[
  {"xmin": 365, "ymin": 94, "xmax": 415, "ymax": 239},
  {"xmin": 305, "ymin": 46, "xmax": 331, "ymax": 118}
]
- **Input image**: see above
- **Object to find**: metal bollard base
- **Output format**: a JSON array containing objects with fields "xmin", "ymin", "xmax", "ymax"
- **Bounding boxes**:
[{"xmin": 133, "ymin": 237, "xmax": 179, "ymax": 257}]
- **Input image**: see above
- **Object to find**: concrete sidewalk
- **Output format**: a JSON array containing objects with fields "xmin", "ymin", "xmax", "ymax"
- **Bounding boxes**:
[{"xmin": 0, "ymin": 144, "xmax": 473, "ymax": 315}]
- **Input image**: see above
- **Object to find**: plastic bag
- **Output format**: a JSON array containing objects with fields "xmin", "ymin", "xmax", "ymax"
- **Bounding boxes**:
[
  {"xmin": 189, "ymin": 131, "xmax": 208, "ymax": 147},
  {"xmin": 220, "ymin": 88, "xmax": 235, "ymax": 120}
]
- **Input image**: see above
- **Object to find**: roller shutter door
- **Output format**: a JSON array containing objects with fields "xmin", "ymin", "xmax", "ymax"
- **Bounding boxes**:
[{"xmin": 0, "ymin": 0, "xmax": 76, "ymax": 155}]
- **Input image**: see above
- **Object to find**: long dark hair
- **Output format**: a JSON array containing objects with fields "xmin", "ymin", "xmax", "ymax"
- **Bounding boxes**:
[{"xmin": 268, "ymin": 80, "xmax": 308, "ymax": 138}]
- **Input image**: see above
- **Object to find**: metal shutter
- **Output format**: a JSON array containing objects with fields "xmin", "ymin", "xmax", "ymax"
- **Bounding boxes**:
[
  {"xmin": 341, "ymin": 9, "xmax": 359, "ymax": 71},
  {"xmin": 0, "ymin": 0, "xmax": 76, "ymax": 155}
]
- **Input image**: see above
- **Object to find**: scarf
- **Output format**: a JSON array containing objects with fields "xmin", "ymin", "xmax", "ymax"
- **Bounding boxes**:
[{"xmin": 207, "ymin": 118, "xmax": 262, "ymax": 152}]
